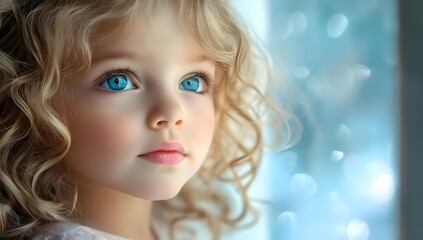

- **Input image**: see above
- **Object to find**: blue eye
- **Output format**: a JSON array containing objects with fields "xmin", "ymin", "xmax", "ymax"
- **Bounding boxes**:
[
  {"xmin": 99, "ymin": 74, "xmax": 135, "ymax": 91},
  {"xmin": 179, "ymin": 76, "xmax": 204, "ymax": 92}
]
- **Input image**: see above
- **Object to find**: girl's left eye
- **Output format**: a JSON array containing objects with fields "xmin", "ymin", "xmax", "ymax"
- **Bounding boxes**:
[
  {"xmin": 99, "ymin": 74, "xmax": 136, "ymax": 92},
  {"xmin": 178, "ymin": 76, "xmax": 204, "ymax": 92}
]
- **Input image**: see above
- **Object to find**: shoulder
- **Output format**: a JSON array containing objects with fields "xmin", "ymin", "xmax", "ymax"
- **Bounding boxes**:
[{"xmin": 31, "ymin": 222, "xmax": 109, "ymax": 240}]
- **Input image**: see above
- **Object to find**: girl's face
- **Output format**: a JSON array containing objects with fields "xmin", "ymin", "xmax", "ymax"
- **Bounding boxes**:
[{"xmin": 60, "ymin": 6, "xmax": 215, "ymax": 200}]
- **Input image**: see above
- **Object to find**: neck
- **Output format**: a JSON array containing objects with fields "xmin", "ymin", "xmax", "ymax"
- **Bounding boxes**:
[{"xmin": 71, "ymin": 176, "xmax": 157, "ymax": 240}]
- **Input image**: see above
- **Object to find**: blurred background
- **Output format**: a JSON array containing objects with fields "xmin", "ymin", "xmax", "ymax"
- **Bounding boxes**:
[{"xmin": 224, "ymin": 0, "xmax": 402, "ymax": 239}]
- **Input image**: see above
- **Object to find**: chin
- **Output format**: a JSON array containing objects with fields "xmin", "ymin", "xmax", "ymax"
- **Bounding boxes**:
[
  {"xmin": 142, "ymin": 189, "xmax": 181, "ymax": 201},
  {"xmin": 153, "ymin": 191, "xmax": 180, "ymax": 201},
  {"xmin": 132, "ymin": 182, "xmax": 184, "ymax": 201}
]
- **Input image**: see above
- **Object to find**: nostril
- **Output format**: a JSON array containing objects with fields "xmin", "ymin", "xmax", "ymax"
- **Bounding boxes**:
[
  {"xmin": 155, "ymin": 119, "xmax": 182, "ymax": 128},
  {"xmin": 156, "ymin": 120, "xmax": 167, "ymax": 127}
]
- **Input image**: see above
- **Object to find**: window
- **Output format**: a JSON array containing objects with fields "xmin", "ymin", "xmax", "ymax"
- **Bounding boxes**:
[{"xmin": 228, "ymin": 0, "xmax": 402, "ymax": 239}]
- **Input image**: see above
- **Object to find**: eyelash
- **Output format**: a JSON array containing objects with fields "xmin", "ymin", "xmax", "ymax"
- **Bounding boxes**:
[
  {"xmin": 190, "ymin": 71, "xmax": 214, "ymax": 95},
  {"xmin": 96, "ymin": 67, "xmax": 214, "ymax": 96}
]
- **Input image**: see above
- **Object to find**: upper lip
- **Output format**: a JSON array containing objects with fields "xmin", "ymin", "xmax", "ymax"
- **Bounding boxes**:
[{"xmin": 138, "ymin": 141, "xmax": 186, "ymax": 155}]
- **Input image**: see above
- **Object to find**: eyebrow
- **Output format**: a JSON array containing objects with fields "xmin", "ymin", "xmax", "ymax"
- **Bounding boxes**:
[
  {"xmin": 92, "ymin": 51, "xmax": 213, "ymax": 65},
  {"xmin": 184, "ymin": 55, "xmax": 213, "ymax": 64}
]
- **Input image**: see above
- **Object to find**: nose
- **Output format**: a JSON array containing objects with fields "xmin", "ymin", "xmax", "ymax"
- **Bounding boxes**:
[{"xmin": 146, "ymin": 94, "xmax": 184, "ymax": 130}]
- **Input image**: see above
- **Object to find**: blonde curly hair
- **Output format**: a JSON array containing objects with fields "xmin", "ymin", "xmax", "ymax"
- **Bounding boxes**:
[{"xmin": 0, "ymin": 0, "xmax": 300, "ymax": 239}]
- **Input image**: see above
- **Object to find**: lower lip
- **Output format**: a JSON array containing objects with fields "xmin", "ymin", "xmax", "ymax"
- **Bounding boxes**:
[{"xmin": 138, "ymin": 151, "xmax": 185, "ymax": 165}]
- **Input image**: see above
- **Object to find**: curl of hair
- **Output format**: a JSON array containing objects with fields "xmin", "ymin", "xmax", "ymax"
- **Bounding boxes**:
[{"xmin": 0, "ymin": 0, "xmax": 301, "ymax": 239}]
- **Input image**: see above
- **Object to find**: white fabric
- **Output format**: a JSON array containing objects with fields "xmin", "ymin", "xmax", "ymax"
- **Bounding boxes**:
[{"xmin": 31, "ymin": 222, "xmax": 130, "ymax": 240}]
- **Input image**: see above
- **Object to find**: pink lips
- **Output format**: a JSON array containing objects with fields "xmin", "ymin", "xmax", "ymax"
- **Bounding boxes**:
[{"xmin": 138, "ymin": 142, "xmax": 186, "ymax": 165}]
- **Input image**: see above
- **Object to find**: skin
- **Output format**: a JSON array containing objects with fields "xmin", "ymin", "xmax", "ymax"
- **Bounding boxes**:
[{"xmin": 58, "ymin": 5, "xmax": 215, "ymax": 240}]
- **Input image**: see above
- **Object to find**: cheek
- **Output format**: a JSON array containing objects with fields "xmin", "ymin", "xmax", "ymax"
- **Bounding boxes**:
[
  {"xmin": 197, "ymin": 111, "xmax": 215, "ymax": 145},
  {"xmin": 64, "ymin": 106, "xmax": 138, "ymax": 177},
  {"xmin": 186, "ymin": 99, "xmax": 215, "ymax": 159}
]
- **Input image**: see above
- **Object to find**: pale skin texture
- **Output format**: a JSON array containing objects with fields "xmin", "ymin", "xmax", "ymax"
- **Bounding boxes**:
[{"xmin": 58, "ymin": 5, "xmax": 215, "ymax": 240}]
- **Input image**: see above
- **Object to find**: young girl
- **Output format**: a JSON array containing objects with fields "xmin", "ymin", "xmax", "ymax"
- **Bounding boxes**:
[{"xmin": 0, "ymin": 0, "xmax": 298, "ymax": 239}]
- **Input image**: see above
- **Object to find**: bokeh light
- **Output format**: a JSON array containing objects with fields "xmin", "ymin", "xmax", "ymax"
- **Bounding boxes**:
[
  {"xmin": 327, "ymin": 14, "xmax": 349, "ymax": 38},
  {"xmin": 229, "ymin": 0, "xmax": 399, "ymax": 239},
  {"xmin": 347, "ymin": 220, "xmax": 370, "ymax": 240}
]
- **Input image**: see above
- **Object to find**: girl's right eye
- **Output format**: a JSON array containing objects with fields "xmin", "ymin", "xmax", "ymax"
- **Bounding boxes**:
[{"xmin": 99, "ymin": 74, "xmax": 136, "ymax": 91}]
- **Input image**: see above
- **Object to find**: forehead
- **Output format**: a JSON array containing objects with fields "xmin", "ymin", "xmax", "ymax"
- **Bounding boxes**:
[{"xmin": 89, "ymin": 4, "xmax": 208, "ymax": 64}]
